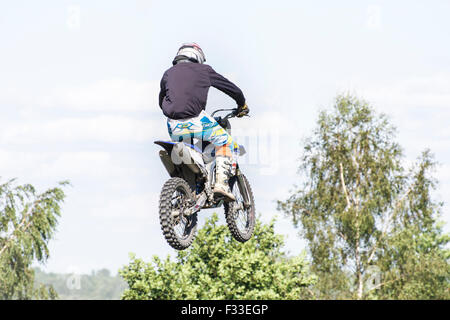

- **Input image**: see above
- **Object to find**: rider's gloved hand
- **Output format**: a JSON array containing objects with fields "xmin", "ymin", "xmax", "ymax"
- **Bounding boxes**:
[{"xmin": 236, "ymin": 104, "xmax": 249, "ymax": 117}]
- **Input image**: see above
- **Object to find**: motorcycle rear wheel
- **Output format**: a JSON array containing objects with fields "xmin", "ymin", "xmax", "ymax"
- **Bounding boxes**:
[{"xmin": 159, "ymin": 177, "xmax": 197, "ymax": 250}]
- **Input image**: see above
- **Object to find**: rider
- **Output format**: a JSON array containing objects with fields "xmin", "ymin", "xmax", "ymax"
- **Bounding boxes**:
[{"xmin": 158, "ymin": 42, "xmax": 249, "ymax": 202}]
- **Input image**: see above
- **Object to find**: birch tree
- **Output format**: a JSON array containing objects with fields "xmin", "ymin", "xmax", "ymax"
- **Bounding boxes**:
[
  {"xmin": 0, "ymin": 178, "xmax": 68, "ymax": 299},
  {"xmin": 278, "ymin": 94, "xmax": 449, "ymax": 299}
]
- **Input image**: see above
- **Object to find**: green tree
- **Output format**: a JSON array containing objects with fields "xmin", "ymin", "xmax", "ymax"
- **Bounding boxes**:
[
  {"xmin": 119, "ymin": 214, "xmax": 316, "ymax": 299},
  {"xmin": 278, "ymin": 94, "xmax": 449, "ymax": 299},
  {"xmin": 0, "ymin": 178, "xmax": 68, "ymax": 299}
]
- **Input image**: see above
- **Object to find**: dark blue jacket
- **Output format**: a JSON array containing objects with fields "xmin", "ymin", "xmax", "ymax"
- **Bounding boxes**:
[{"xmin": 159, "ymin": 62, "xmax": 245, "ymax": 120}]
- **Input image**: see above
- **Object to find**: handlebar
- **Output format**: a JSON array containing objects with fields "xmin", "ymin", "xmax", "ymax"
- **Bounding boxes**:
[{"xmin": 210, "ymin": 108, "xmax": 238, "ymax": 118}]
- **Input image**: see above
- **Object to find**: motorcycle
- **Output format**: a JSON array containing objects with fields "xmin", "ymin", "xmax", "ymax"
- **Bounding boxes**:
[{"xmin": 154, "ymin": 108, "xmax": 255, "ymax": 250}]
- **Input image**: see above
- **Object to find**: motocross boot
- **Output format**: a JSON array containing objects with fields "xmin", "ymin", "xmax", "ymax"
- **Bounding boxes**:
[{"xmin": 213, "ymin": 156, "xmax": 236, "ymax": 202}]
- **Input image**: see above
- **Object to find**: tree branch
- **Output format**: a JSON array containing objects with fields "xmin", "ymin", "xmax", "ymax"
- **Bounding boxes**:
[
  {"xmin": 0, "ymin": 200, "xmax": 39, "ymax": 256},
  {"xmin": 367, "ymin": 188, "xmax": 412, "ymax": 263},
  {"xmin": 299, "ymin": 207, "xmax": 312, "ymax": 216},
  {"xmin": 364, "ymin": 277, "xmax": 400, "ymax": 296},
  {"xmin": 339, "ymin": 162, "xmax": 352, "ymax": 209}
]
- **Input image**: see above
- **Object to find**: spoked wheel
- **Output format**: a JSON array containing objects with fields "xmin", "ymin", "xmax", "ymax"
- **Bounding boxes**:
[
  {"xmin": 159, "ymin": 177, "xmax": 197, "ymax": 250},
  {"xmin": 224, "ymin": 174, "xmax": 255, "ymax": 242}
]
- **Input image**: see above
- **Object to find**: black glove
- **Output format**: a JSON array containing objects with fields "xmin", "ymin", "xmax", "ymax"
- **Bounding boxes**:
[{"xmin": 236, "ymin": 104, "xmax": 249, "ymax": 117}]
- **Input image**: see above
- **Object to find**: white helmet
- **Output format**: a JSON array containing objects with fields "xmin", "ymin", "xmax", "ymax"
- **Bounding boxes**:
[{"xmin": 173, "ymin": 42, "xmax": 206, "ymax": 65}]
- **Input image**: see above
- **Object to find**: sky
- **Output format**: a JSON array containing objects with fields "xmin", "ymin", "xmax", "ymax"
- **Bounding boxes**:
[{"xmin": 1, "ymin": 0, "xmax": 449, "ymax": 276}]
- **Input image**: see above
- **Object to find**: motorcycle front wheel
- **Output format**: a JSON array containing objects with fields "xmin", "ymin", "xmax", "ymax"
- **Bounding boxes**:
[
  {"xmin": 224, "ymin": 174, "xmax": 256, "ymax": 242},
  {"xmin": 159, "ymin": 177, "xmax": 197, "ymax": 250}
]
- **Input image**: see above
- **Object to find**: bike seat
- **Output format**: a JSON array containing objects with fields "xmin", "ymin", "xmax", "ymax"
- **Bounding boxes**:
[{"xmin": 154, "ymin": 140, "xmax": 203, "ymax": 154}]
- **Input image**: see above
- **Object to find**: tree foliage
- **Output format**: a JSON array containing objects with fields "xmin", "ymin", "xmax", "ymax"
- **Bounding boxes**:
[
  {"xmin": 278, "ymin": 94, "xmax": 450, "ymax": 299},
  {"xmin": 119, "ymin": 214, "xmax": 316, "ymax": 299},
  {"xmin": 0, "ymin": 178, "xmax": 68, "ymax": 299}
]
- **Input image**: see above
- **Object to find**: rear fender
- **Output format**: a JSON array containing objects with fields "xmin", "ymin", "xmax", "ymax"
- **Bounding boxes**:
[
  {"xmin": 155, "ymin": 141, "xmax": 205, "ymax": 177},
  {"xmin": 159, "ymin": 150, "xmax": 176, "ymax": 177},
  {"xmin": 172, "ymin": 142, "xmax": 203, "ymax": 175}
]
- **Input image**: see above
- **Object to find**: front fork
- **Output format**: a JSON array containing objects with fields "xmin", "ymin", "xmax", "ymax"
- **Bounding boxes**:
[{"xmin": 235, "ymin": 167, "xmax": 251, "ymax": 208}]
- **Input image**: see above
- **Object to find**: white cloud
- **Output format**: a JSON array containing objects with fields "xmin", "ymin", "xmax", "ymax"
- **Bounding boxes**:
[
  {"xmin": 0, "ymin": 149, "xmax": 151, "ymax": 184},
  {"xmin": 0, "ymin": 150, "xmax": 48, "ymax": 181},
  {"xmin": 1, "ymin": 77, "xmax": 169, "ymax": 145},
  {"xmin": 44, "ymin": 78, "xmax": 160, "ymax": 111},
  {"xmin": 1, "ymin": 115, "xmax": 168, "ymax": 144},
  {"xmin": 38, "ymin": 151, "xmax": 123, "ymax": 180},
  {"xmin": 335, "ymin": 73, "xmax": 450, "ymax": 160},
  {"xmin": 89, "ymin": 192, "xmax": 160, "ymax": 220},
  {"xmin": 359, "ymin": 73, "xmax": 450, "ymax": 114},
  {"xmin": 1, "ymin": 78, "xmax": 160, "ymax": 112},
  {"xmin": 437, "ymin": 163, "xmax": 450, "ymax": 181}
]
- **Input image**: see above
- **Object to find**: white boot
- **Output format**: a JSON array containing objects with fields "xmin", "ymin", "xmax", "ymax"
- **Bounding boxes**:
[{"xmin": 213, "ymin": 156, "xmax": 236, "ymax": 202}]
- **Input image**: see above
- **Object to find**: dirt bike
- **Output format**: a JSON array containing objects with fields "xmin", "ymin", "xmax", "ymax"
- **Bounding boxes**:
[{"xmin": 154, "ymin": 108, "xmax": 255, "ymax": 250}]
